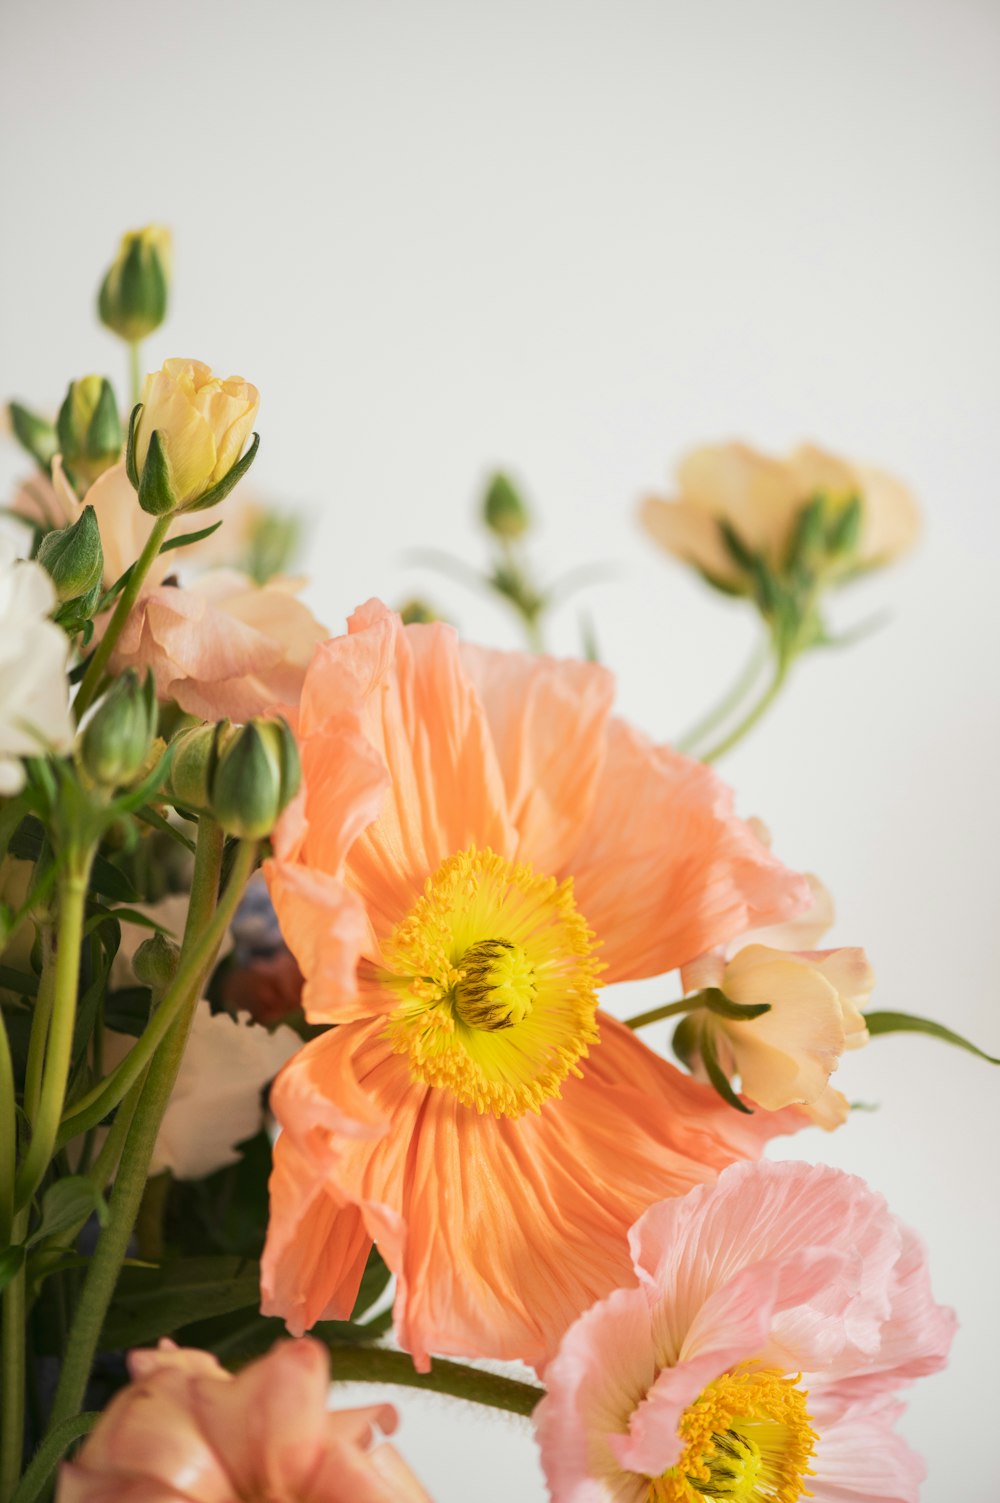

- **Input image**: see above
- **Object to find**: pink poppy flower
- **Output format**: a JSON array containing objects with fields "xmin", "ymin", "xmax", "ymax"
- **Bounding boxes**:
[
  {"xmin": 536, "ymin": 1159, "xmax": 955, "ymax": 1502},
  {"xmin": 57, "ymin": 1338, "xmax": 430, "ymax": 1503},
  {"xmin": 260, "ymin": 600, "xmax": 813, "ymax": 1370}
]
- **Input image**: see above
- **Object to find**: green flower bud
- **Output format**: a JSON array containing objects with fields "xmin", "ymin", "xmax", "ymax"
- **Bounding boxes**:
[
  {"xmin": 8, "ymin": 401, "xmax": 57, "ymax": 473},
  {"xmin": 211, "ymin": 717, "xmax": 301, "ymax": 840},
  {"xmin": 79, "ymin": 670, "xmax": 157, "ymax": 789},
  {"xmin": 56, "ymin": 376, "xmax": 123, "ymax": 490},
  {"xmin": 398, "ymin": 598, "xmax": 440, "ymax": 625},
  {"xmin": 98, "ymin": 225, "xmax": 172, "ymax": 343},
  {"xmin": 133, "ymin": 932, "xmax": 181, "ymax": 993},
  {"xmin": 483, "ymin": 472, "xmax": 531, "ymax": 540},
  {"xmin": 36, "ymin": 506, "xmax": 104, "ymax": 603},
  {"xmin": 166, "ymin": 720, "xmax": 236, "ymax": 813}
]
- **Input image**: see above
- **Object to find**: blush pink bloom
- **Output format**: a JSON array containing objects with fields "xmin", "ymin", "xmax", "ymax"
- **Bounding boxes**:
[
  {"xmin": 536, "ymin": 1159, "xmax": 955, "ymax": 1503},
  {"xmin": 57, "ymin": 1338, "xmax": 430, "ymax": 1503},
  {"xmin": 108, "ymin": 569, "xmax": 327, "ymax": 720},
  {"xmin": 260, "ymin": 600, "xmax": 813, "ymax": 1370}
]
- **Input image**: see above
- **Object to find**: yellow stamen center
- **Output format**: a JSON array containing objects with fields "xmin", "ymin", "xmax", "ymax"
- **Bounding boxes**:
[
  {"xmin": 381, "ymin": 846, "xmax": 602, "ymax": 1116},
  {"xmin": 648, "ymin": 1369, "xmax": 816, "ymax": 1503}
]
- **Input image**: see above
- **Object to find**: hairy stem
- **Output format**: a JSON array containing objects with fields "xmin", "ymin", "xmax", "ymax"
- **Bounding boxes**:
[{"xmin": 329, "ymin": 1346, "xmax": 543, "ymax": 1417}]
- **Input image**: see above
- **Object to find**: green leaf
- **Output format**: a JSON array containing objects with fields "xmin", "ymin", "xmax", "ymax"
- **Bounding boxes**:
[
  {"xmin": 0, "ymin": 1245, "xmax": 25, "ymax": 1292},
  {"xmin": 27, "ymin": 1177, "xmax": 108, "ymax": 1248},
  {"xmin": 99, "ymin": 1255, "xmax": 265, "ymax": 1348},
  {"xmin": 159, "ymin": 520, "xmax": 223, "ymax": 556},
  {"xmin": 699, "ymin": 1025, "xmax": 753, "ymax": 1113},
  {"xmin": 702, "ymin": 987, "xmax": 771, "ymax": 1022},
  {"xmin": 865, "ymin": 1010, "xmax": 999, "ymax": 1064}
]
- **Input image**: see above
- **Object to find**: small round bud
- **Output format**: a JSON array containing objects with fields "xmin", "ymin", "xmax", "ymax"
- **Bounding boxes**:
[
  {"xmin": 167, "ymin": 720, "xmax": 236, "ymax": 813},
  {"xmin": 483, "ymin": 472, "xmax": 531, "ymax": 540},
  {"xmin": 211, "ymin": 717, "xmax": 300, "ymax": 840},
  {"xmin": 133, "ymin": 931, "xmax": 181, "ymax": 992},
  {"xmin": 36, "ymin": 506, "xmax": 104, "ymax": 603},
  {"xmin": 79, "ymin": 670, "xmax": 157, "ymax": 789},
  {"xmin": 398, "ymin": 598, "xmax": 440, "ymax": 625},
  {"xmin": 98, "ymin": 225, "xmax": 172, "ymax": 343},
  {"xmin": 56, "ymin": 376, "xmax": 123, "ymax": 490}
]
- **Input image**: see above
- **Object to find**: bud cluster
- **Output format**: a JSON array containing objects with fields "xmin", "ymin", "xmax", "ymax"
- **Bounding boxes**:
[{"xmin": 168, "ymin": 716, "xmax": 300, "ymax": 840}]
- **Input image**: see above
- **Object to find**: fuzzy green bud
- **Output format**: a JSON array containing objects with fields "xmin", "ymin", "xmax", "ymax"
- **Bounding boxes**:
[
  {"xmin": 98, "ymin": 225, "xmax": 172, "ymax": 343},
  {"xmin": 56, "ymin": 376, "xmax": 123, "ymax": 490},
  {"xmin": 79, "ymin": 670, "xmax": 157, "ymax": 789},
  {"xmin": 133, "ymin": 931, "xmax": 181, "ymax": 993},
  {"xmin": 8, "ymin": 401, "xmax": 58, "ymax": 473},
  {"xmin": 166, "ymin": 720, "xmax": 236, "ymax": 813},
  {"xmin": 211, "ymin": 718, "xmax": 301, "ymax": 840},
  {"xmin": 36, "ymin": 506, "xmax": 104, "ymax": 603},
  {"xmin": 483, "ymin": 472, "xmax": 531, "ymax": 540}
]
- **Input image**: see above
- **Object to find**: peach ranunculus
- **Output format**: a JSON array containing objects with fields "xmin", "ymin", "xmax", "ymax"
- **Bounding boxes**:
[
  {"xmin": 678, "ymin": 874, "xmax": 872, "ymax": 1122},
  {"xmin": 57, "ymin": 1338, "xmax": 431, "ymax": 1503},
  {"xmin": 640, "ymin": 441, "xmax": 920, "ymax": 592},
  {"xmin": 107, "ymin": 568, "xmax": 327, "ymax": 720},
  {"xmin": 260, "ymin": 600, "xmax": 813, "ymax": 1370},
  {"xmin": 535, "ymin": 1159, "xmax": 955, "ymax": 1503},
  {"xmin": 134, "ymin": 358, "xmax": 259, "ymax": 510}
]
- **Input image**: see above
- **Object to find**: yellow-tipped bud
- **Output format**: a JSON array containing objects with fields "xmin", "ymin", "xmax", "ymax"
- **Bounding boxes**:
[
  {"xmin": 56, "ymin": 376, "xmax": 123, "ymax": 491},
  {"xmin": 127, "ymin": 359, "xmax": 259, "ymax": 515},
  {"xmin": 98, "ymin": 225, "xmax": 172, "ymax": 343},
  {"xmin": 483, "ymin": 472, "xmax": 531, "ymax": 540}
]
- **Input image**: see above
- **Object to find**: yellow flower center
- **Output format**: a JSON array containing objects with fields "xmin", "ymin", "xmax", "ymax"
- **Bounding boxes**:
[
  {"xmin": 381, "ymin": 846, "xmax": 602, "ymax": 1116},
  {"xmin": 648, "ymin": 1369, "xmax": 816, "ymax": 1503}
]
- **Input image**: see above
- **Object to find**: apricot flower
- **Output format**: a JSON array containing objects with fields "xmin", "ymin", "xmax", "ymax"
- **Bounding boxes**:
[
  {"xmin": 641, "ymin": 441, "xmax": 919, "ymax": 590},
  {"xmin": 260, "ymin": 600, "xmax": 813, "ymax": 1369},
  {"xmin": 108, "ymin": 569, "xmax": 326, "ymax": 720},
  {"xmin": 57, "ymin": 1338, "xmax": 431, "ymax": 1503},
  {"xmin": 536, "ymin": 1159, "xmax": 955, "ymax": 1503}
]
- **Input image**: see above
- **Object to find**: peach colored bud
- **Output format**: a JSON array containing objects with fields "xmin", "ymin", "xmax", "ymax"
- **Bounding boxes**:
[
  {"xmin": 134, "ymin": 358, "xmax": 258, "ymax": 509},
  {"xmin": 58, "ymin": 1339, "xmax": 432, "ymax": 1503}
]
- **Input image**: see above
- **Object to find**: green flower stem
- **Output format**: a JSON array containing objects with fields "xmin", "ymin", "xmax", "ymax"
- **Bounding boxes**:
[
  {"xmin": 15, "ymin": 857, "xmax": 94, "ymax": 1210},
  {"xmin": 699, "ymin": 658, "xmax": 789, "ymax": 765},
  {"xmin": 0, "ymin": 1017, "xmax": 14, "ymax": 1247},
  {"xmin": 623, "ymin": 997, "xmax": 694, "ymax": 1031},
  {"xmin": 1, "ymin": 1209, "xmax": 29, "ymax": 1503},
  {"xmin": 128, "ymin": 342, "xmax": 142, "ymax": 410},
  {"xmin": 11, "ymin": 1411, "xmax": 98, "ymax": 1503},
  {"xmin": 329, "ymin": 1347, "xmax": 544, "ymax": 1417},
  {"xmin": 74, "ymin": 512, "xmax": 173, "ymax": 720},
  {"xmin": 46, "ymin": 824, "xmax": 250, "ymax": 1432},
  {"xmin": 23, "ymin": 934, "xmax": 56, "ymax": 1124},
  {"xmin": 675, "ymin": 638, "xmax": 768, "ymax": 755},
  {"xmin": 56, "ymin": 835, "xmax": 256, "ymax": 1149}
]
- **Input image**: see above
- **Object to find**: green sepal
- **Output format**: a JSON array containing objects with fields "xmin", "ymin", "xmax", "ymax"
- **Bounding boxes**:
[
  {"xmin": 183, "ymin": 432, "xmax": 260, "ymax": 513},
  {"xmin": 0, "ymin": 1246, "xmax": 26, "ymax": 1294},
  {"xmin": 699, "ymin": 1024, "xmax": 753, "ymax": 1113},
  {"xmin": 827, "ymin": 494, "xmax": 863, "ymax": 556},
  {"xmin": 702, "ymin": 987, "xmax": 771, "ymax": 1021},
  {"xmin": 125, "ymin": 403, "xmax": 142, "ymax": 488},
  {"xmin": 137, "ymin": 428, "xmax": 177, "ymax": 516},
  {"xmin": 865, "ymin": 1010, "xmax": 999, "ymax": 1065},
  {"xmin": 8, "ymin": 401, "xmax": 57, "ymax": 472},
  {"xmin": 784, "ymin": 494, "xmax": 827, "ymax": 573},
  {"xmin": 159, "ymin": 519, "xmax": 224, "ymax": 556},
  {"xmin": 718, "ymin": 519, "xmax": 756, "ymax": 574},
  {"xmin": 87, "ymin": 376, "xmax": 123, "ymax": 458}
]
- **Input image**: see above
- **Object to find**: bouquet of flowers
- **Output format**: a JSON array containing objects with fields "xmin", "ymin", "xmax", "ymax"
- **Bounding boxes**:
[{"xmin": 0, "ymin": 226, "xmax": 993, "ymax": 1503}]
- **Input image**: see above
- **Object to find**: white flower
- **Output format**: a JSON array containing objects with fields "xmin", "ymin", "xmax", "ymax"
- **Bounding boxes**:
[{"xmin": 0, "ymin": 536, "xmax": 73, "ymax": 791}]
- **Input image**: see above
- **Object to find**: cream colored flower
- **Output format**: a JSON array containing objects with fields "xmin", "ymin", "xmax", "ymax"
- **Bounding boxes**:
[
  {"xmin": 134, "ymin": 359, "xmax": 258, "ymax": 510},
  {"xmin": 641, "ymin": 439, "xmax": 919, "ymax": 588},
  {"xmin": 0, "ymin": 537, "xmax": 73, "ymax": 791}
]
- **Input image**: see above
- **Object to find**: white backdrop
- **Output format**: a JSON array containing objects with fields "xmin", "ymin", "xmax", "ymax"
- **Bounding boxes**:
[{"xmin": 2, "ymin": 1, "xmax": 999, "ymax": 1497}]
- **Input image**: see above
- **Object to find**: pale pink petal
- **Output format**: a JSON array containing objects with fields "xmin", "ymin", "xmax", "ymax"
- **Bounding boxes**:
[{"xmin": 807, "ymin": 1393, "xmax": 925, "ymax": 1503}]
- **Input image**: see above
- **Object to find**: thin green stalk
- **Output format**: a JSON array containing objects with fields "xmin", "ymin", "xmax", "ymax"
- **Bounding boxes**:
[
  {"xmin": 623, "ymin": 997, "xmax": 694, "ymax": 1031},
  {"xmin": 0, "ymin": 1017, "xmax": 14, "ymax": 1247},
  {"xmin": 675, "ymin": 638, "xmax": 768, "ymax": 755},
  {"xmin": 699, "ymin": 659, "xmax": 789, "ymax": 764},
  {"xmin": 128, "ymin": 342, "xmax": 142, "ymax": 410},
  {"xmin": 47, "ymin": 824, "xmax": 249, "ymax": 1432},
  {"xmin": 1, "ymin": 1208, "xmax": 29, "ymax": 1502},
  {"xmin": 15, "ymin": 859, "xmax": 93, "ymax": 1210},
  {"xmin": 11, "ymin": 1411, "xmax": 98, "ymax": 1503},
  {"xmin": 329, "ymin": 1347, "xmax": 543, "ymax": 1417},
  {"xmin": 74, "ymin": 512, "xmax": 173, "ymax": 720},
  {"xmin": 56, "ymin": 836, "xmax": 255, "ymax": 1148},
  {"xmin": 23, "ymin": 936, "xmax": 56, "ymax": 1124}
]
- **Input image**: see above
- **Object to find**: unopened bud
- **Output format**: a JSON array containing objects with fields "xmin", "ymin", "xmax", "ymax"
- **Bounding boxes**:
[
  {"xmin": 37, "ymin": 506, "xmax": 104, "ymax": 602},
  {"xmin": 167, "ymin": 720, "xmax": 236, "ymax": 813},
  {"xmin": 8, "ymin": 401, "xmax": 57, "ymax": 473},
  {"xmin": 98, "ymin": 225, "xmax": 172, "ymax": 343},
  {"xmin": 483, "ymin": 472, "xmax": 531, "ymax": 540},
  {"xmin": 399, "ymin": 598, "xmax": 440, "ymax": 625},
  {"xmin": 211, "ymin": 717, "xmax": 300, "ymax": 839},
  {"xmin": 133, "ymin": 931, "xmax": 181, "ymax": 992},
  {"xmin": 79, "ymin": 670, "xmax": 157, "ymax": 789},
  {"xmin": 56, "ymin": 376, "xmax": 123, "ymax": 490}
]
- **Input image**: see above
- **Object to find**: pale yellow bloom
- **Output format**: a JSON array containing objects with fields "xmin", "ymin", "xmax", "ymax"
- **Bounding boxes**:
[
  {"xmin": 134, "ymin": 359, "xmax": 259, "ymax": 509},
  {"xmin": 641, "ymin": 440, "xmax": 920, "ymax": 588}
]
